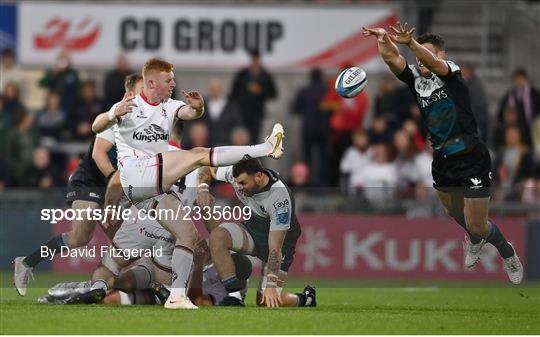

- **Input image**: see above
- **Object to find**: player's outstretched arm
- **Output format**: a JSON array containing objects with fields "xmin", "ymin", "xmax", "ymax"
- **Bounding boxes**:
[
  {"xmin": 92, "ymin": 93, "xmax": 137, "ymax": 133},
  {"xmin": 176, "ymin": 90, "xmax": 205, "ymax": 120},
  {"xmin": 260, "ymin": 229, "xmax": 287, "ymax": 308},
  {"xmin": 389, "ymin": 21, "xmax": 449, "ymax": 77},
  {"xmin": 362, "ymin": 26, "xmax": 407, "ymax": 75}
]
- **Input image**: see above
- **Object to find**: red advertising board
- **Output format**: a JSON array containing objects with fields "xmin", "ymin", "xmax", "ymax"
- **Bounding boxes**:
[
  {"xmin": 53, "ymin": 215, "xmax": 527, "ymax": 281},
  {"xmin": 289, "ymin": 215, "xmax": 527, "ymax": 280}
]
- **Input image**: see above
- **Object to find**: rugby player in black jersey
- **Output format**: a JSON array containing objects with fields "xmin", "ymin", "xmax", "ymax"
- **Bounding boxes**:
[{"xmin": 363, "ymin": 22, "xmax": 523, "ymax": 283}]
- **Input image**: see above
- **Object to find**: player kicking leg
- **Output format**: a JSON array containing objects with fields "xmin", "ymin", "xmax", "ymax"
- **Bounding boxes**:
[{"xmin": 93, "ymin": 58, "xmax": 285, "ymax": 309}]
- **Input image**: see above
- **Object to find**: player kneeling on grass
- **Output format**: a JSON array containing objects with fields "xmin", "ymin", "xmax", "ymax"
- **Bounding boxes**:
[{"xmin": 197, "ymin": 159, "xmax": 316, "ymax": 308}]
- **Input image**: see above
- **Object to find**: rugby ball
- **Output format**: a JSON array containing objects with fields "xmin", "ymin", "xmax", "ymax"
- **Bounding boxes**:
[{"xmin": 335, "ymin": 66, "xmax": 368, "ymax": 98}]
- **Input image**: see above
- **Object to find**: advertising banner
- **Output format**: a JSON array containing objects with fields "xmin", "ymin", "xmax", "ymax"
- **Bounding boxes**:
[
  {"xmin": 19, "ymin": 2, "xmax": 397, "ymax": 70},
  {"xmin": 52, "ymin": 214, "xmax": 527, "ymax": 282}
]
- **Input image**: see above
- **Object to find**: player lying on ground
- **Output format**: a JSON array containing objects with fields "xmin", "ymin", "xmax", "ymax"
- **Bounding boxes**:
[
  {"xmin": 362, "ymin": 22, "xmax": 523, "ymax": 283},
  {"xmin": 40, "ymin": 241, "xmax": 252, "ymax": 307},
  {"xmin": 92, "ymin": 58, "xmax": 285, "ymax": 309},
  {"xmin": 197, "ymin": 159, "xmax": 316, "ymax": 307},
  {"xmin": 13, "ymin": 73, "xmax": 144, "ymax": 296}
]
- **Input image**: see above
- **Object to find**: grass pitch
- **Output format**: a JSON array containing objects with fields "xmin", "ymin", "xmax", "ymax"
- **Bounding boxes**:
[{"xmin": 0, "ymin": 272, "xmax": 538, "ymax": 334}]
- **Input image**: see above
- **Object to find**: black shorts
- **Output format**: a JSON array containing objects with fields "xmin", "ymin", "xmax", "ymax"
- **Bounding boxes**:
[
  {"xmin": 243, "ymin": 215, "xmax": 301, "ymax": 273},
  {"xmin": 432, "ymin": 142, "xmax": 492, "ymax": 198},
  {"xmin": 65, "ymin": 166, "xmax": 106, "ymax": 206}
]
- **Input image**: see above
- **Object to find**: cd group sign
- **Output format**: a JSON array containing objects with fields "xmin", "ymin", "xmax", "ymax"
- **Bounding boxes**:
[{"xmin": 18, "ymin": 2, "xmax": 397, "ymax": 70}]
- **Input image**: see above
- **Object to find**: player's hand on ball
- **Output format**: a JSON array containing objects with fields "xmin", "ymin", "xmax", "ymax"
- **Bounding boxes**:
[
  {"xmin": 261, "ymin": 287, "xmax": 282, "ymax": 308},
  {"xmin": 115, "ymin": 92, "xmax": 137, "ymax": 117},
  {"xmin": 182, "ymin": 90, "xmax": 204, "ymax": 112},
  {"xmin": 389, "ymin": 21, "xmax": 415, "ymax": 44}
]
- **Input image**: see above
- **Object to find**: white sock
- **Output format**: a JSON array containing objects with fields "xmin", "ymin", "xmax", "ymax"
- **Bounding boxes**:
[
  {"xmin": 169, "ymin": 245, "xmax": 193, "ymax": 298},
  {"xmin": 91, "ymin": 279, "xmax": 108, "ymax": 291},
  {"xmin": 229, "ymin": 291, "xmax": 242, "ymax": 300},
  {"xmin": 210, "ymin": 143, "xmax": 271, "ymax": 166},
  {"xmin": 118, "ymin": 291, "xmax": 134, "ymax": 305}
]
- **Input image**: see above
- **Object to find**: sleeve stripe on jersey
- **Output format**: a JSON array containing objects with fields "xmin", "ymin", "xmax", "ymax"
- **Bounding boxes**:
[{"xmin": 209, "ymin": 147, "xmax": 215, "ymax": 167}]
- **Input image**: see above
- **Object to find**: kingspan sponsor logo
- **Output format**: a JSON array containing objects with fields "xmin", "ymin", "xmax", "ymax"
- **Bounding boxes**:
[{"xmin": 133, "ymin": 124, "xmax": 169, "ymax": 142}]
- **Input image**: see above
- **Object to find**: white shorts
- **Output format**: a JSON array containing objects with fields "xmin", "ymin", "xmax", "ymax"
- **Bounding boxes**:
[
  {"xmin": 112, "ymin": 216, "xmax": 174, "ymax": 272},
  {"xmin": 119, "ymin": 154, "xmax": 163, "ymax": 203}
]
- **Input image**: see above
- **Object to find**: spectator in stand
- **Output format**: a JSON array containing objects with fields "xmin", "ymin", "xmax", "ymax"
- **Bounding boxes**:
[
  {"xmin": 291, "ymin": 67, "xmax": 329, "ymax": 186},
  {"xmin": 373, "ymin": 74, "xmax": 416, "ymax": 131},
  {"xmin": 230, "ymin": 50, "xmax": 277, "ymax": 141},
  {"xmin": 3, "ymin": 109, "xmax": 37, "ymax": 186},
  {"xmin": 497, "ymin": 68, "xmax": 540, "ymax": 151},
  {"xmin": 321, "ymin": 66, "xmax": 369, "ymax": 186},
  {"xmin": 1, "ymin": 82, "xmax": 25, "ymax": 122},
  {"xmin": 288, "ymin": 161, "xmax": 311, "ymax": 189},
  {"xmin": 493, "ymin": 107, "xmax": 531, "ymax": 151},
  {"xmin": 494, "ymin": 126, "xmax": 534, "ymax": 201},
  {"xmin": 73, "ymin": 80, "xmax": 104, "ymax": 142},
  {"xmin": 0, "ymin": 49, "xmax": 23, "ymax": 94},
  {"xmin": 104, "ymin": 54, "xmax": 132, "ymax": 110},
  {"xmin": 368, "ymin": 116, "xmax": 392, "ymax": 144},
  {"xmin": 460, "ymin": 63, "xmax": 489, "ymax": 143},
  {"xmin": 532, "ymin": 114, "xmax": 540, "ymax": 161},
  {"xmin": 288, "ymin": 161, "xmax": 311, "ymax": 199},
  {"xmin": 35, "ymin": 91, "xmax": 66, "ymax": 140},
  {"xmin": 340, "ymin": 128, "xmax": 371, "ymax": 194},
  {"xmin": 521, "ymin": 163, "xmax": 540, "ymax": 205},
  {"xmin": 184, "ymin": 121, "xmax": 210, "ymax": 149},
  {"xmin": 361, "ymin": 142, "xmax": 398, "ymax": 208},
  {"xmin": 393, "ymin": 129, "xmax": 432, "ymax": 197},
  {"xmin": 402, "ymin": 118, "xmax": 426, "ymax": 152},
  {"xmin": 39, "ymin": 51, "xmax": 80, "ymax": 120},
  {"xmin": 229, "ymin": 126, "xmax": 251, "ymax": 146},
  {"xmin": 202, "ymin": 78, "xmax": 243, "ymax": 146},
  {"xmin": 23, "ymin": 147, "xmax": 58, "ymax": 189}
]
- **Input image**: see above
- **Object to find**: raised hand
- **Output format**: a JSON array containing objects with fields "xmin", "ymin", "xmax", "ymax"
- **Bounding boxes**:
[
  {"xmin": 114, "ymin": 92, "xmax": 137, "ymax": 118},
  {"xmin": 182, "ymin": 90, "xmax": 204, "ymax": 111},
  {"xmin": 362, "ymin": 27, "xmax": 388, "ymax": 42},
  {"xmin": 389, "ymin": 21, "xmax": 415, "ymax": 44}
]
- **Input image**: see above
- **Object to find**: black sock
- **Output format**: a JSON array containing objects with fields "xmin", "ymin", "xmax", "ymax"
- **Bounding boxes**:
[
  {"xmin": 221, "ymin": 276, "xmax": 243, "ymax": 293},
  {"xmin": 23, "ymin": 234, "xmax": 67, "ymax": 268},
  {"xmin": 453, "ymin": 215, "xmax": 482, "ymax": 244},
  {"xmin": 485, "ymin": 221, "xmax": 515, "ymax": 259},
  {"xmin": 295, "ymin": 293, "xmax": 307, "ymax": 307}
]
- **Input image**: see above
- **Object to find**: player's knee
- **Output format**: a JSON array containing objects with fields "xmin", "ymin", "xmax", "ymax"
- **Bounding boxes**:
[
  {"xmin": 209, "ymin": 228, "xmax": 231, "ymax": 251},
  {"xmin": 467, "ymin": 222, "xmax": 488, "ymax": 237},
  {"xmin": 66, "ymin": 230, "xmax": 92, "ymax": 248}
]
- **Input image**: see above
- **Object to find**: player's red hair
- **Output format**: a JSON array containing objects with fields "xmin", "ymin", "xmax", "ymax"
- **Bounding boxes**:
[{"xmin": 142, "ymin": 58, "xmax": 174, "ymax": 79}]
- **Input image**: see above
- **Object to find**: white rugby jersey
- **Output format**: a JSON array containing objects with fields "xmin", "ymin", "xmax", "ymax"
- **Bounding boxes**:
[
  {"xmin": 111, "ymin": 92, "xmax": 185, "ymax": 159},
  {"xmin": 216, "ymin": 166, "xmax": 293, "ymax": 231}
]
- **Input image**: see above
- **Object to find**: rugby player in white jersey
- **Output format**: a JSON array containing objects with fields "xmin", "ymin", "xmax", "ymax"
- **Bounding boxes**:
[
  {"xmin": 197, "ymin": 159, "xmax": 316, "ymax": 308},
  {"xmin": 92, "ymin": 58, "xmax": 284, "ymax": 309},
  {"xmin": 13, "ymin": 73, "xmax": 143, "ymax": 297}
]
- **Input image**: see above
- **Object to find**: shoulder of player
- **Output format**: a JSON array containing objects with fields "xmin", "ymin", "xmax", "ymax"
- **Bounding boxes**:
[{"xmin": 268, "ymin": 180, "xmax": 293, "ymax": 202}]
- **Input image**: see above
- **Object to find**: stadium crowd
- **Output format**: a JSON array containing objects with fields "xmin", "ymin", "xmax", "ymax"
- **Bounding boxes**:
[{"xmin": 1, "ymin": 49, "xmax": 539, "ymax": 206}]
